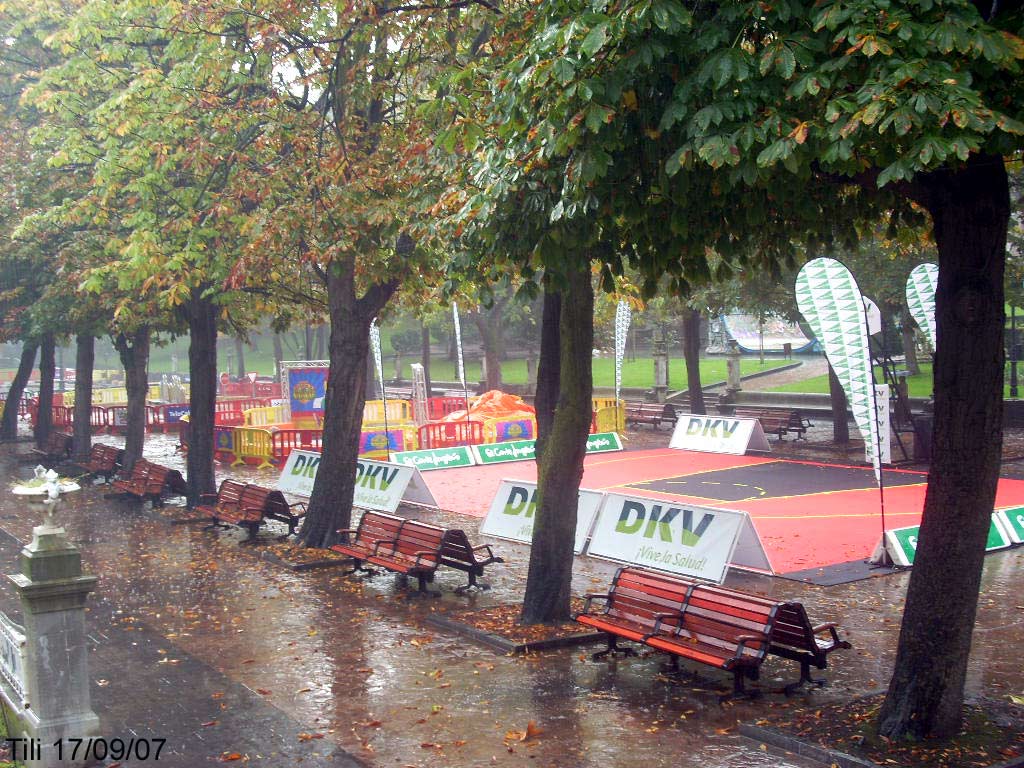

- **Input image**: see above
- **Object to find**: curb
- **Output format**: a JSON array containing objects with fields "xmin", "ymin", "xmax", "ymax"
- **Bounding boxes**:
[{"xmin": 424, "ymin": 614, "xmax": 606, "ymax": 655}]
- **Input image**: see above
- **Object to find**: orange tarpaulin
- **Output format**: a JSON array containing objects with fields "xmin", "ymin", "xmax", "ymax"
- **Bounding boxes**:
[{"xmin": 438, "ymin": 390, "xmax": 536, "ymax": 423}]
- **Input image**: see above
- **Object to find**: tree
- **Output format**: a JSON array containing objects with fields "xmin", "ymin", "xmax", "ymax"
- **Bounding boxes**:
[{"xmin": 463, "ymin": 0, "xmax": 1023, "ymax": 739}]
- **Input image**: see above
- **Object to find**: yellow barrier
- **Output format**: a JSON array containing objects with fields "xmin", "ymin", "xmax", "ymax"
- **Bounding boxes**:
[
  {"xmin": 362, "ymin": 399, "xmax": 413, "ymax": 427},
  {"xmin": 483, "ymin": 416, "xmax": 537, "ymax": 443},
  {"xmin": 243, "ymin": 405, "xmax": 289, "ymax": 427},
  {"xmin": 592, "ymin": 398, "xmax": 625, "ymax": 433},
  {"xmin": 230, "ymin": 427, "xmax": 276, "ymax": 469}
]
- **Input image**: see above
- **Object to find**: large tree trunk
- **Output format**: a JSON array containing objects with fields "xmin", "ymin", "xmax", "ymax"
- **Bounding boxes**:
[
  {"xmin": 878, "ymin": 155, "xmax": 1009, "ymax": 741},
  {"xmin": 273, "ymin": 332, "xmax": 284, "ymax": 377},
  {"xmin": 828, "ymin": 361, "xmax": 849, "ymax": 444},
  {"xmin": 114, "ymin": 327, "xmax": 150, "ymax": 470},
  {"xmin": 534, "ymin": 286, "xmax": 562, "ymax": 459},
  {"xmin": 522, "ymin": 262, "xmax": 593, "ymax": 624},
  {"xmin": 682, "ymin": 308, "xmax": 705, "ymax": 414},
  {"xmin": 34, "ymin": 333, "xmax": 56, "ymax": 449},
  {"xmin": 0, "ymin": 341, "xmax": 37, "ymax": 440},
  {"xmin": 185, "ymin": 294, "xmax": 219, "ymax": 506},
  {"xmin": 900, "ymin": 308, "xmax": 921, "ymax": 376},
  {"xmin": 473, "ymin": 297, "xmax": 508, "ymax": 391},
  {"xmin": 298, "ymin": 270, "xmax": 398, "ymax": 548},
  {"xmin": 71, "ymin": 334, "xmax": 95, "ymax": 463}
]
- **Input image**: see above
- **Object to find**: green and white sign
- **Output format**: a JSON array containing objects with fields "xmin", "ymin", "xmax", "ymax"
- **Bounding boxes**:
[
  {"xmin": 880, "ymin": 513, "xmax": 1012, "ymax": 567},
  {"xmin": 277, "ymin": 450, "xmax": 437, "ymax": 512},
  {"xmin": 669, "ymin": 414, "xmax": 770, "ymax": 455},
  {"xmin": 995, "ymin": 506, "xmax": 1024, "ymax": 544},
  {"xmin": 796, "ymin": 258, "xmax": 883, "ymax": 480},
  {"xmin": 481, "ymin": 480, "xmax": 604, "ymax": 554},
  {"xmin": 587, "ymin": 493, "xmax": 768, "ymax": 583},
  {"xmin": 473, "ymin": 433, "xmax": 622, "ymax": 465},
  {"xmin": 906, "ymin": 263, "xmax": 938, "ymax": 352},
  {"xmin": 392, "ymin": 446, "xmax": 475, "ymax": 471},
  {"xmin": 474, "ymin": 440, "xmax": 536, "ymax": 464}
]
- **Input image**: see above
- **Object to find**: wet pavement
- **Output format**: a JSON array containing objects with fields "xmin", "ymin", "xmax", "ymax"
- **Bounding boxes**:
[{"xmin": 1, "ymin": 430, "xmax": 1022, "ymax": 767}]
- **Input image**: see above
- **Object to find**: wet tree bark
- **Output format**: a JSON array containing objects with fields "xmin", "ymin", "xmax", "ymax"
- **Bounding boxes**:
[
  {"xmin": 828, "ymin": 361, "xmax": 849, "ymax": 444},
  {"xmin": 878, "ymin": 154, "xmax": 1009, "ymax": 740},
  {"xmin": 682, "ymin": 308, "xmax": 705, "ymax": 414},
  {"xmin": 522, "ymin": 262, "xmax": 593, "ymax": 624},
  {"xmin": 185, "ymin": 295, "xmax": 219, "ymax": 506},
  {"xmin": 421, "ymin": 322, "xmax": 432, "ymax": 395},
  {"xmin": 114, "ymin": 327, "xmax": 150, "ymax": 470},
  {"xmin": 298, "ymin": 267, "xmax": 399, "ymax": 549},
  {"xmin": 1, "ymin": 342, "xmax": 37, "ymax": 440},
  {"xmin": 533, "ymin": 286, "xmax": 562, "ymax": 460},
  {"xmin": 900, "ymin": 309, "xmax": 921, "ymax": 376},
  {"xmin": 71, "ymin": 334, "xmax": 95, "ymax": 463},
  {"xmin": 34, "ymin": 333, "xmax": 56, "ymax": 449}
]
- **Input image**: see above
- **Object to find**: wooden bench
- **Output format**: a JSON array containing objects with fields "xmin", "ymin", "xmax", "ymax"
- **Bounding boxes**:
[
  {"xmin": 733, "ymin": 407, "xmax": 811, "ymax": 440},
  {"xmin": 365, "ymin": 519, "xmax": 447, "ymax": 593},
  {"xmin": 196, "ymin": 478, "xmax": 248, "ymax": 521},
  {"xmin": 110, "ymin": 460, "xmax": 186, "ymax": 505},
  {"xmin": 331, "ymin": 510, "xmax": 406, "ymax": 566},
  {"xmin": 79, "ymin": 443, "xmax": 123, "ymax": 482},
  {"xmin": 27, "ymin": 431, "xmax": 73, "ymax": 462},
  {"xmin": 576, "ymin": 567, "xmax": 849, "ymax": 694},
  {"xmin": 624, "ymin": 401, "xmax": 678, "ymax": 430},
  {"xmin": 437, "ymin": 529, "xmax": 504, "ymax": 591},
  {"xmin": 207, "ymin": 483, "xmax": 306, "ymax": 541}
]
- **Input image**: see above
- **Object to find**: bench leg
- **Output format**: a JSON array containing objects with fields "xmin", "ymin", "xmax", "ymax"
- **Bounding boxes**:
[
  {"xmin": 592, "ymin": 635, "xmax": 638, "ymax": 660},
  {"xmin": 203, "ymin": 519, "xmax": 232, "ymax": 531},
  {"xmin": 783, "ymin": 659, "xmax": 827, "ymax": 695},
  {"xmin": 239, "ymin": 523, "xmax": 260, "ymax": 545},
  {"xmin": 454, "ymin": 570, "xmax": 490, "ymax": 594}
]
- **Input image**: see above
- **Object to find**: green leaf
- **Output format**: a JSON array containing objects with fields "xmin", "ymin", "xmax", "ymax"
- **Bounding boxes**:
[
  {"xmin": 553, "ymin": 58, "xmax": 576, "ymax": 85},
  {"xmin": 581, "ymin": 22, "xmax": 610, "ymax": 58}
]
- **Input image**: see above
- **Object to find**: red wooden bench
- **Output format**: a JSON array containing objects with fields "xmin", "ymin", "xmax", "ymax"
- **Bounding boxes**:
[
  {"xmin": 437, "ymin": 529, "xmax": 504, "ymax": 592},
  {"xmin": 79, "ymin": 443, "xmax": 122, "ymax": 481},
  {"xmin": 733, "ymin": 407, "xmax": 811, "ymax": 440},
  {"xmin": 110, "ymin": 460, "xmax": 186, "ymax": 505},
  {"xmin": 110, "ymin": 459, "xmax": 154, "ymax": 498},
  {"xmin": 27, "ymin": 431, "xmax": 73, "ymax": 462},
  {"xmin": 576, "ymin": 567, "xmax": 849, "ymax": 694},
  {"xmin": 196, "ymin": 479, "xmax": 248, "ymax": 521},
  {"xmin": 207, "ymin": 483, "xmax": 304, "ymax": 541},
  {"xmin": 364, "ymin": 519, "xmax": 446, "ymax": 593},
  {"xmin": 624, "ymin": 402, "xmax": 678, "ymax": 430},
  {"xmin": 331, "ymin": 511, "xmax": 406, "ymax": 565}
]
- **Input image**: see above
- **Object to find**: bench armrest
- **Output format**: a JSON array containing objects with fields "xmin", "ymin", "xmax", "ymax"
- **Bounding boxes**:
[
  {"xmin": 288, "ymin": 502, "xmax": 307, "ymax": 516},
  {"xmin": 733, "ymin": 632, "xmax": 769, "ymax": 657},
  {"xmin": 580, "ymin": 593, "xmax": 610, "ymax": 615},
  {"xmin": 812, "ymin": 622, "xmax": 850, "ymax": 648},
  {"xmin": 371, "ymin": 538, "xmax": 398, "ymax": 555},
  {"xmin": 412, "ymin": 550, "xmax": 441, "ymax": 568},
  {"xmin": 470, "ymin": 543, "xmax": 503, "ymax": 562}
]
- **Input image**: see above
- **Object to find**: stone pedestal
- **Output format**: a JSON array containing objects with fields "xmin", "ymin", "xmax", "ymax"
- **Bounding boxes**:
[
  {"xmin": 726, "ymin": 341, "xmax": 742, "ymax": 394},
  {"xmin": 653, "ymin": 337, "xmax": 669, "ymax": 404},
  {"xmin": 7, "ymin": 498, "xmax": 99, "ymax": 768}
]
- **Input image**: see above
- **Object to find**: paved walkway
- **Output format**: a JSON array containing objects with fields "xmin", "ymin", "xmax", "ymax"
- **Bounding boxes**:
[{"xmin": 1, "ymin": 433, "xmax": 1022, "ymax": 767}]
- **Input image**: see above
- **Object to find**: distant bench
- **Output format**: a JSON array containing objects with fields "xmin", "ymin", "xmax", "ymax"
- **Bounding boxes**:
[
  {"xmin": 198, "ymin": 479, "xmax": 306, "ymax": 541},
  {"xmin": 330, "ymin": 511, "xmax": 502, "ymax": 593},
  {"xmin": 624, "ymin": 402, "xmax": 678, "ymax": 430},
  {"xmin": 575, "ymin": 566, "xmax": 849, "ymax": 694},
  {"xmin": 732, "ymin": 407, "xmax": 811, "ymax": 440},
  {"xmin": 76, "ymin": 443, "xmax": 123, "ymax": 482},
  {"xmin": 110, "ymin": 459, "xmax": 186, "ymax": 506},
  {"xmin": 27, "ymin": 431, "xmax": 73, "ymax": 463}
]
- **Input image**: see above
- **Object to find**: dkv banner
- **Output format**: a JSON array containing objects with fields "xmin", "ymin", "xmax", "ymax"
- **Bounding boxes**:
[
  {"xmin": 480, "ymin": 480, "xmax": 604, "ymax": 554},
  {"xmin": 669, "ymin": 414, "xmax": 770, "ymax": 455},
  {"xmin": 587, "ymin": 493, "xmax": 770, "ymax": 583},
  {"xmin": 277, "ymin": 450, "xmax": 437, "ymax": 512}
]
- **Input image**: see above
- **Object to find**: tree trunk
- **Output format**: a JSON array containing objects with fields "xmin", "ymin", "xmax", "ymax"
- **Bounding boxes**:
[
  {"xmin": 522, "ymin": 261, "xmax": 593, "ymax": 624},
  {"xmin": 878, "ymin": 154, "xmax": 1009, "ymax": 741},
  {"xmin": 421, "ymin": 322, "xmax": 432, "ymax": 395},
  {"xmin": 473, "ymin": 300, "xmax": 507, "ymax": 391},
  {"xmin": 234, "ymin": 336, "xmax": 246, "ymax": 379},
  {"xmin": 534, "ymin": 287, "xmax": 562, "ymax": 460},
  {"xmin": 34, "ymin": 333, "xmax": 56, "ymax": 449},
  {"xmin": 298, "ymin": 269, "xmax": 399, "ymax": 548},
  {"xmin": 900, "ymin": 308, "xmax": 921, "ymax": 376},
  {"xmin": 316, "ymin": 324, "xmax": 327, "ymax": 359},
  {"xmin": 828, "ymin": 361, "xmax": 849, "ymax": 444},
  {"xmin": 114, "ymin": 328, "xmax": 150, "ymax": 470},
  {"xmin": 682, "ymin": 308, "xmax": 706, "ymax": 414},
  {"xmin": 71, "ymin": 334, "xmax": 95, "ymax": 463},
  {"xmin": 304, "ymin": 324, "xmax": 313, "ymax": 359},
  {"xmin": 273, "ymin": 332, "xmax": 284, "ymax": 377},
  {"xmin": 185, "ymin": 295, "xmax": 219, "ymax": 506},
  {"xmin": 0, "ymin": 342, "xmax": 37, "ymax": 440}
]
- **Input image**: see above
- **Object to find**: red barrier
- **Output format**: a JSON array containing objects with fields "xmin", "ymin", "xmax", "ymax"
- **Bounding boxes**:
[
  {"xmin": 427, "ymin": 397, "xmax": 466, "ymax": 420},
  {"xmin": 254, "ymin": 381, "xmax": 282, "ymax": 398},
  {"xmin": 216, "ymin": 397, "xmax": 267, "ymax": 413},
  {"xmin": 52, "ymin": 405, "xmax": 73, "ymax": 428},
  {"xmin": 90, "ymin": 405, "xmax": 110, "ymax": 433},
  {"xmin": 271, "ymin": 429, "xmax": 323, "ymax": 464},
  {"xmin": 215, "ymin": 410, "xmax": 245, "ymax": 427},
  {"xmin": 106, "ymin": 405, "xmax": 129, "ymax": 433},
  {"xmin": 146, "ymin": 403, "xmax": 192, "ymax": 433},
  {"xmin": 418, "ymin": 420, "xmax": 483, "ymax": 449}
]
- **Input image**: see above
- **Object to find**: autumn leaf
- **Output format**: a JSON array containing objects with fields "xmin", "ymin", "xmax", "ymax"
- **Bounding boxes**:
[{"xmin": 219, "ymin": 753, "xmax": 244, "ymax": 762}]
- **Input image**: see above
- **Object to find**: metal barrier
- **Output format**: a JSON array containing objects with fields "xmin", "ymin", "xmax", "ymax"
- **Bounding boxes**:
[
  {"xmin": 216, "ymin": 397, "xmax": 267, "ymax": 414},
  {"xmin": 230, "ymin": 427, "xmax": 276, "ymax": 469},
  {"xmin": 271, "ymin": 429, "xmax": 324, "ymax": 464},
  {"xmin": 363, "ymin": 399, "xmax": 414, "ymax": 426},
  {"xmin": 243, "ymin": 404, "xmax": 289, "ymax": 427},
  {"xmin": 106, "ymin": 405, "xmax": 129, "ymax": 433},
  {"xmin": 215, "ymin": 410, "xmax": 245, "ymax": 427},
  {"xmin": 359, "ymin": 426, "xmax": 419, "ymax": 459},
  {"xmin": 483, "ymin": 417, "xmax": 537, "ymax": 443},
  {"xmin": 89, "ymin": 405, "xmax": 109, "ymax": 433},
  {"xmin": 417, "ymin": 420, "xmax": 483, "ymax": 449},
  {"xmin": 593, "ymin": 402, "xmax": 625, "ymax": 433},
  {"xmin": 146, "ymin": 403, "xmax": 191, "ymax": 432},
  {"xmin": 427, "ymin": 396, "xmax": 467, "ymax": 420}
]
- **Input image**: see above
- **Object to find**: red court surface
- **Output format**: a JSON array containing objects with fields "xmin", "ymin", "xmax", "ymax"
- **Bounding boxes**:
[{"xmin": 420, "ymin": 448, "xmax": 1024, "ymax": 579}]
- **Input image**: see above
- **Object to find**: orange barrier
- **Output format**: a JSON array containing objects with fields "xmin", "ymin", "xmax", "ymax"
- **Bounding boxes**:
[
  {"xmin": 271, "ymin": 429, "xmax": 324, "ymax": 464},
  {"xmin": 418, "ymin": 420, "xmax": 484, "ymax": 449},
  {"xmin": 427, "ymin": 396, "xmax": 466, "ymax": 420}
]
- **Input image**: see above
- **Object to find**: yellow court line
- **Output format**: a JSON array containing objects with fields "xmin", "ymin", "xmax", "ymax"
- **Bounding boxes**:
[
  {"xmin": 751, "ymin": 511, "xmax": 922, "ymax": 520},
  {"xmin": 740, "ymin": 483, "xmax": 928, "ymax": 504}
]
